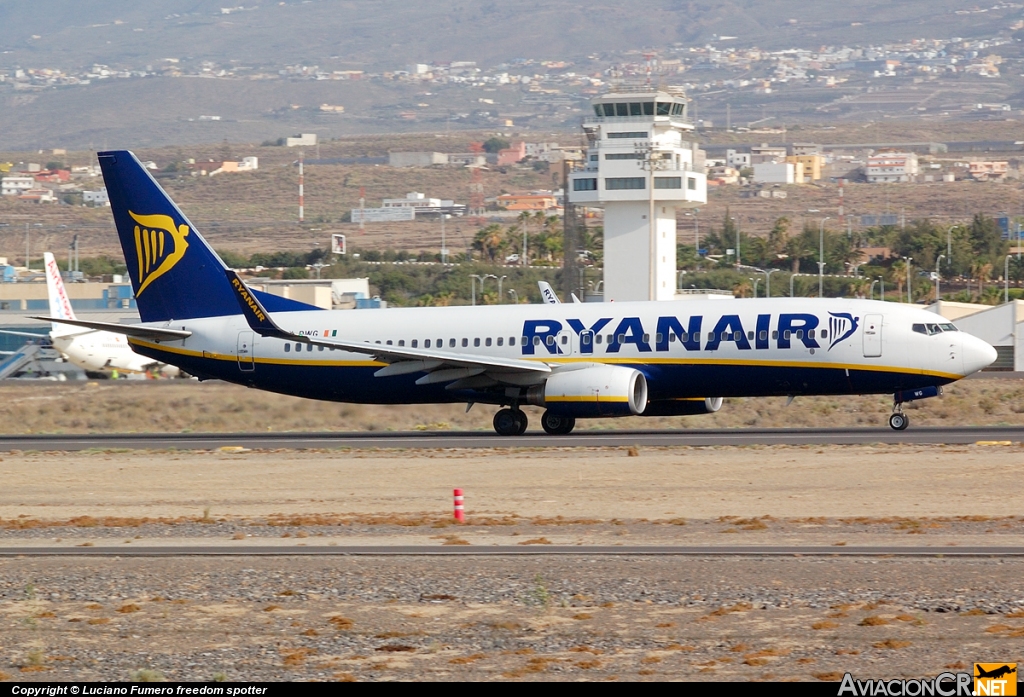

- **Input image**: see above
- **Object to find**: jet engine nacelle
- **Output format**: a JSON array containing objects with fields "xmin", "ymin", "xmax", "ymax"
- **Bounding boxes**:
[
  {"xmin": 526, "ymin": 365, "xmax": 648, "ymax": 417},
  {"xmin": 642, "ymin": 397, "xmax": 723, "ymax": 417}
]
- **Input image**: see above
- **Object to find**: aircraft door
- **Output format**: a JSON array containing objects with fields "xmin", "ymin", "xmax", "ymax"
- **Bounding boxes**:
[
  {"xmin": 237, "ymin": 331, "xmax": 255, "ymax": 371},
  {"xmin": 863, "ymin": 314, "xmax": 882, "ymax": 358},
  {"xmin": 557, "ymin": 328, "xmax": 575, "ymax": 356}
]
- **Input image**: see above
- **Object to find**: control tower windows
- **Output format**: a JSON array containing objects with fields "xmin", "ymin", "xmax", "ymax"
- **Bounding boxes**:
[
  {"xmin": 615, "ymin": 103, "xmax": 629, "ymax": 117},
  {"xmin": 657, "ymin": 102, "xmax": 672, "ymax": 116},
  {"xmin": 606, "ymin": 177, "xmax": 646, "ymax": 190},
  {"xmin": 608, "ymin": 131, "xmax": 648, "ymax": 139},
  {"xmin": 654, "ymin": 177, "xmax": 682, "ymax": 189}
]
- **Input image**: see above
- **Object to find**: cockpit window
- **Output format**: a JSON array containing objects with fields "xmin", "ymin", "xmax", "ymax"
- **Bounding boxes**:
[
  {"xmin": 926, "ymin": 324, "xmax": 941, "ymax": 335},
  {"xmin": 939, "ymin": 323, "xmax": 958, "ymax": 332},
  {"xmin": 912, "ymin": 324, "xmax": 927, "ymax": 335},
  {"xmin": 913, "ymin": 323, "xmax": 943, "ymax": 336}
]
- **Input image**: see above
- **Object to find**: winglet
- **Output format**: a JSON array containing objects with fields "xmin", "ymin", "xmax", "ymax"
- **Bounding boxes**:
[{"xmin": 226, "ymin": 269, "xmax": 295, "ymax": 340}]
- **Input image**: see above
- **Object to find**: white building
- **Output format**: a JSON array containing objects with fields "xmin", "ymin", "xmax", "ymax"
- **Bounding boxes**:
[
  {"xmin": 866, "ymin": 152, "xmax": 919, "ymax": 183},
  {"xmin": 285, "ymin": 133, "xmax": 318, "ymax": 147},
  {"xmin": 83, "ymin": 187, "xmax": 109, "ymax": 205},
  {"xmin": 380, "ymin": 191, "xmax": 465, "ymax": 217},
  {"xmin": 1, "ymin": 175, "xmax": 34, "ymax": 196},
  {"xmin": 726, "ymin": 149, "xmax": 751, "ymax": 169},
  {"xmin": 752, "ymin": 162, "xmax": 799, "ymax": 184},
  {"xmin": 568, "ymin": 90, "xmax": 707, "ymax": 302}
]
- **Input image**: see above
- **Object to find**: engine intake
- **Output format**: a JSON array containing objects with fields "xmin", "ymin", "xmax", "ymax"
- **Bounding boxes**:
[{"xmin": 526, "ymin": 365, "xmax": 648, "ymax": 417}]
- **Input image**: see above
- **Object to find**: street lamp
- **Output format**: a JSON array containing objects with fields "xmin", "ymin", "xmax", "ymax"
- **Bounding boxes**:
[
  {"xmin": 750, "ymin": 278, "xmax": 760, "ymax": 298},
  {"xmin": 763, "ymin": 268, "xmax": 780, "ymax": 298},
  {"xmin": 946, "ymin": 224, "xmax": 957, "ymax": 263},
  {"xmin": 1005, "ymin": 255, "xmax": 1011, "ymax": 303},
  {"xmin": 507, "ymin": 289, "xmax": 518, "ymax": 304},
  {"xmin": 935, "ymin": 255, "xmax": 945, "ymax": 303},
  {"xmin": 470, "ymin": 274, "xmax": 488, "ymax": 306},
  {"xmin": 902, "ymin": 256, "xmax": 913, "ymax": 303},
  {"xmin": 791, "ymin": 272, "xmax": 812, "ymax": 298},
  {"xmin": 497, "ymin": 275, "xmax": 507, "ymax": 303},
  {"xmin": 818, "ymin": 216, "xmax": 831, "ymax": 297},
  {"xmin": 870, "ymin": 279, "xmax": 878, "ymax": 300}
]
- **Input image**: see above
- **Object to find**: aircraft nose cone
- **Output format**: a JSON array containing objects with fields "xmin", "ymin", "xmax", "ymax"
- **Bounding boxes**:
[{"xmin": 961, "ymin": 333, "xmax": 998, "ymax": 375}]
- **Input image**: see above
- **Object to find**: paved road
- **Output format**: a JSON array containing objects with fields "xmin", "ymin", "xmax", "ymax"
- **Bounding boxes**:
[
  {"xmin": 1, "ymin": 426, "xmax": 1023, "ymax": 451},
  {"xmin": 0, "ymin": 545, "xmax": 1022, "ymax": 557}
]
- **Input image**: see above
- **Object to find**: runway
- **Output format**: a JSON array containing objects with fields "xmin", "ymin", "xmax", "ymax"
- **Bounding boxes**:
[
  {"xmin": 1, "ymin": 545, "xmax": 1022, "ymax": 557},
  {"xmin": 1, "ymin": 425, "xmax": 1023, "ymax": 451}
]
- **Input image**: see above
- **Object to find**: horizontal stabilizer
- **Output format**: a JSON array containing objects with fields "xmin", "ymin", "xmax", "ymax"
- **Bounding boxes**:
[{"xmin": 29, "ymin": 317, "xmax": 192, "ymax": 341}]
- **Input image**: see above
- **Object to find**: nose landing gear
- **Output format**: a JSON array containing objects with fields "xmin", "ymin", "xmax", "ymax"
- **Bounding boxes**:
[
  {"xmin": 888, "ymin": 408, "xmax": 909, "ymax": 431},
  {"xmin": 493, "ymin": 407, "xmax": 528, "ymax": 436}
]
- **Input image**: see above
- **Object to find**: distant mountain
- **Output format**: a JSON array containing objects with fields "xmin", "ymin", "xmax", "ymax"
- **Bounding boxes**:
[{"xmin": 1, "ymin": 0, "xmax": 1019, "ymax": 70}]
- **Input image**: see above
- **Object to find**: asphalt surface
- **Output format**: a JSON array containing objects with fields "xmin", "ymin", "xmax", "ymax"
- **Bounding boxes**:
[
  {"xmin": 1, "ymin": 545, "xmax": 1022, "ymax": 557},
  {"xmin": 1, "ymin": 426, "xmax": 1023, "ymax": 450}
]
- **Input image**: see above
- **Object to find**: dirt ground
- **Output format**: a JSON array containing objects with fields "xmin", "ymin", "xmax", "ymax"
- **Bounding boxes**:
[{"xmin": 1, "ymin": 376, "xmax": 1023, "ymax": 435}]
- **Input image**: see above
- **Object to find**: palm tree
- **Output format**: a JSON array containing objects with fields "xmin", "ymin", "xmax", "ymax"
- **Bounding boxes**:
[{"xmin": 473, "ymin": 224, "xmax": 506, "ymax": 263}]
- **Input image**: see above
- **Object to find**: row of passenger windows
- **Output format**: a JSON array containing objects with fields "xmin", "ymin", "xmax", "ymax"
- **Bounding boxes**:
[
  {"xmin": 282, "ymin": 328, "xmax": 830, "ymax": 353},
  {"xmin": 594, "ymin": 102, "xmax": 686, "ymax": 118},
  {"xmin": 912, "ymin": 323, "xmax": 958, "ymax": 335}
]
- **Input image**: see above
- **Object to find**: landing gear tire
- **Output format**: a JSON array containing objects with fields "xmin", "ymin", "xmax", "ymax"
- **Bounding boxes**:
[
  {"xmin": 888, "ymin": 412, "xmax": 909, "ymax": 431},
  {"xmin": 494, "ymin": 408, "xmax": 528, "ymax": 436},
  {"xmin": 514, "ymin": 409, "xmax": 528, "ymax": 435},
  {"xmin": 541, "ymin": 410, "xmax": 576, "ymax": 435}
]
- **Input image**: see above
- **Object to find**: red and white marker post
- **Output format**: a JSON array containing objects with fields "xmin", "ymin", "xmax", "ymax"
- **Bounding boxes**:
[{"xmin": 453, "ymin": 488, "xmax": 465, "ymax": 523}]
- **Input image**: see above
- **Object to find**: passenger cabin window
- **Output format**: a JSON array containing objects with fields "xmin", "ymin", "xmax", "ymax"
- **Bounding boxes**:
[
  {"xmin": 534, "ymin": 337, "xmax": 542, "ymax": 346},
  {"xmin": 747, "ymin": 331, "xmax": 754, "ymax": 341},
  {"xmin": 449, "ymin": 339, "xmax": 456, "ymax": 348},
  {"xmin": 681, "ymin": 332, "xmax": 689, "ymax": 342},
  {"xmin": 284, "ymin": 344, "xmax": 291, "ymax": 352},
  {"xmin": 497, "ymin": 337, "xmax": 503, "ymax": 346},
  {"xmin": 386, "ymin": 340, "xmax": 393, "ymax": 345},
  {"xmin": 772, "ymin": 331, "xmax": 779, "ymax": 340},
  {"xmin": 808, "ymin": 330, "xmax": 815, "ymax": 339},
  {"xmin": 412, "ymin": 340, "xmax": 418, "ymax": 348},
  {"xmin": 462, "ymin": 338, "xmax": 469, "ymax": 347},
  {"xmin": 296, "ymin": 343, "xmax": 303, "ymax": 350},
  {"xmin": 424, "ymin": 339, "xmax": 431, "ymax": 348},
  {"xmin": 596, "ymin": 335, "xmax": 603, "ymax": 344},
  {"xmin": 473, "ymin": 338, "xmax": 480, "ymax": 347},
  {"xmin": 398, "ymin": 340, "xmax": 405, "ymax": 347},
  {"xmin": 546, "ymin": 336, "xmax": 556, "ymax": 346},
  {"xmin": 307, "ymin": 344, "xmax": 313, "ymax": 352},
  {"xmin": 560, "ymin": 335, "xmax": 568, "ymax": 345},
  {"xmin": 820, "ymin": 331, "xmax": 827, "ymax": 339},
  {"xmin": 582, "ymin": 334, "xmax": 592, "ymax": 345},
  {"xmin": 759, "ymin": 330, "xmax": 768, "ymax": 341},
  {"xmin": 485, "ymin": 338, "xmax": 492, "ymax": 347}
]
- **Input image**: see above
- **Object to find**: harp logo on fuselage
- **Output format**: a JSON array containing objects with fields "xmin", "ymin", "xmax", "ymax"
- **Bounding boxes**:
[{"xmin": 129, "ymin": 210, "xmax": 190, "ymax": 295}]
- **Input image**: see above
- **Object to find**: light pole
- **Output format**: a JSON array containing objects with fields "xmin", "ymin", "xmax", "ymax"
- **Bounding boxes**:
[
  {"xmin": 870, "ymin": 279, "xmax": 878, "ymax": 300},
  {"xmin": 946, "ymin": 224, "xmax": 956, "ymax": 264},
  {"xmin": 507, "ymin": 289, "xmax": 518, "ymax": 304},
  {"xmin": 902, "ymin": 256, "xmax": 913, "ymax": 303},
  {"xmin": 791, "ymin": 272, "xmax": 811, "ymax": 298},
  {"xmin": 818, "ymin": 216, "xmax": 831, "ymax": 297},
  {"xmin": 1005, "ymin": 255, "xmax": 1011, "ymax": 303},
  {"xmin": 497, "ymin": 275, "xmax": 507, "ymax": 303},
  {"xmin": 470, "ymin": 274, "xmax": 485, "ymax": 306},
  {"xmin": 763, "ymin": 268, "xmax": 779, "ymax": 298},
  {"xmin": 440, "ymin": 214, "xmax": 449, "ymax": 265},
  {"xmin": 935, "ymin": 255, "xmax": 945, "ymax": 303}
]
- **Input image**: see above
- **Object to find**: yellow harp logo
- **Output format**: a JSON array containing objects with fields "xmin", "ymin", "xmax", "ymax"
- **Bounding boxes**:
[{"xmin": 129, "ymin": 211, "xmax": 190, "ymax": 296}]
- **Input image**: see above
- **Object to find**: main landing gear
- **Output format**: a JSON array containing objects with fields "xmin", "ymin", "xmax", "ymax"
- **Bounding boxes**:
[
  {"xmin": 493, "ymin": 407, "xmax": 528, "ymax": 436},
  {"xmin": 541, "ymin": 410, "xmax": 576, "ymax": 435}
]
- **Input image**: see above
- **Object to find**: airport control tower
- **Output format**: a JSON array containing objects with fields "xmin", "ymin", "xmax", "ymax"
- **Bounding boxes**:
[{"xmin": 568, "ymin": 89, "xmax": 707, "ymax": 302}]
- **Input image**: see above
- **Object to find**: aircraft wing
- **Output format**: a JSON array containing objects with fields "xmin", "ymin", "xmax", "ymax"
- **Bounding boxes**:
[
  {"xmin": 226, "ymin": 270, "xmax": 551, "ymax": 379},
  {"xmin": 29, "ymin": 317, "xmax": 192, "ymax": 341}
]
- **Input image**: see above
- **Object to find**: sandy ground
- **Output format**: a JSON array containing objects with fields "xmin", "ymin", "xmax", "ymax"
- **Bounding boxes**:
[
  {"xmin": 0, "ymin": 444, "xmax": 1022, "ymax": 548},
  {"xmin": 1, "ymin": 376, "xmax": 1023, "ymax": 434}
]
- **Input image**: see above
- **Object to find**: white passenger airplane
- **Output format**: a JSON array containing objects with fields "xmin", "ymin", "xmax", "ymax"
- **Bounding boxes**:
[
  {"xmin": 35, "ymin": 151, "xmax": 997, "ymax": 435},
  {"xmin": 41, "ymin": 251, "xmax": 178, "ymax": 376}
]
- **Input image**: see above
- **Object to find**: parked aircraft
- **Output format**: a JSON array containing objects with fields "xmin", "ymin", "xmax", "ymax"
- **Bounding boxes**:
[
  {"xmin": 37, "ymin": 151, "xmax": 996, "ymax": 434},
  {"xmin": 40, "ymin": 252, "xmax": 178, "ymax": 376}
]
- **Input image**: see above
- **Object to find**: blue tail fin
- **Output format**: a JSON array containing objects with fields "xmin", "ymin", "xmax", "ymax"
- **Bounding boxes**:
[{"xmin": 99, "ymin": 150, "xmax": 319, "ymax": 322}]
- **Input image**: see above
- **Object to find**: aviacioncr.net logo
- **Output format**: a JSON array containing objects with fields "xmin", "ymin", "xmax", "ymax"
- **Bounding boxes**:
[
  {"xmin": 838, "ymin": 671, "xmax": 973, "ymax": 696},
  {"xmin": 129, "ymin": 210, "xmax": 190, "ymax": 296}
]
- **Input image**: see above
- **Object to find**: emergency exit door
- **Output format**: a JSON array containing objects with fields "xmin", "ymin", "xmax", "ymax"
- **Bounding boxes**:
[
  {"xmin": 862, "ymin": 314, "xmax": 882, "ymax": 358},
  {"xmin": 237, "ymin": 331, "xmax": 255, "ymax": 371}
]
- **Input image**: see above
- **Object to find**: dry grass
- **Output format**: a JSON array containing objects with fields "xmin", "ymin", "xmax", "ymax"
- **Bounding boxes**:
[
  {"xmin": 859, "ymin": 616, "xmax": 890, "ymax": 626},
  {"xmin": 328, "ymin": 616, "xmax": 354, "ymax": 630},
  {"xmin": 814, "ymin": 672, "xmax": 845, "ymax": 681},
  {"xmin": 3, "ymin": 379, "xmax": 1024, "ymax": 436},
  {"xmin": 518, "ymin": 537, "xmax": 552, "ymax": 545},
  {"xmin": 449, "ymin": 653, "xmax": 487, "ymax": 665},
  {"xmin": 116, "ymin": 604, "xmax": 141, "ymax": 614},
  {"xmin": 873, "ymin": 640, "xmax": 913, "ymax": 650}
]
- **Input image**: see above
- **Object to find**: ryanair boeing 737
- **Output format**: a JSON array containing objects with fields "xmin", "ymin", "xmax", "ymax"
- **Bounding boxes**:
[{"xmin": 36, "ymin": 151, "xmax": 997, "ymax": 435}]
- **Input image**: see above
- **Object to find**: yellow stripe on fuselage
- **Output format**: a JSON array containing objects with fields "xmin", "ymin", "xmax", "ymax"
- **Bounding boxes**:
[{"xmin": 128, "ymin": 339, "xmax": 963, "ymax": 381}]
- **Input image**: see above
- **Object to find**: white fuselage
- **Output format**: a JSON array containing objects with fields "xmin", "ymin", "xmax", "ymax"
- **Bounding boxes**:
[
  {"xmin": 126, "ymin": 297, "xmax": 996, "ymax": 405},
  {"xmin": 54, "ymin": 330, "xmax": 178, "ymax": 375}
]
